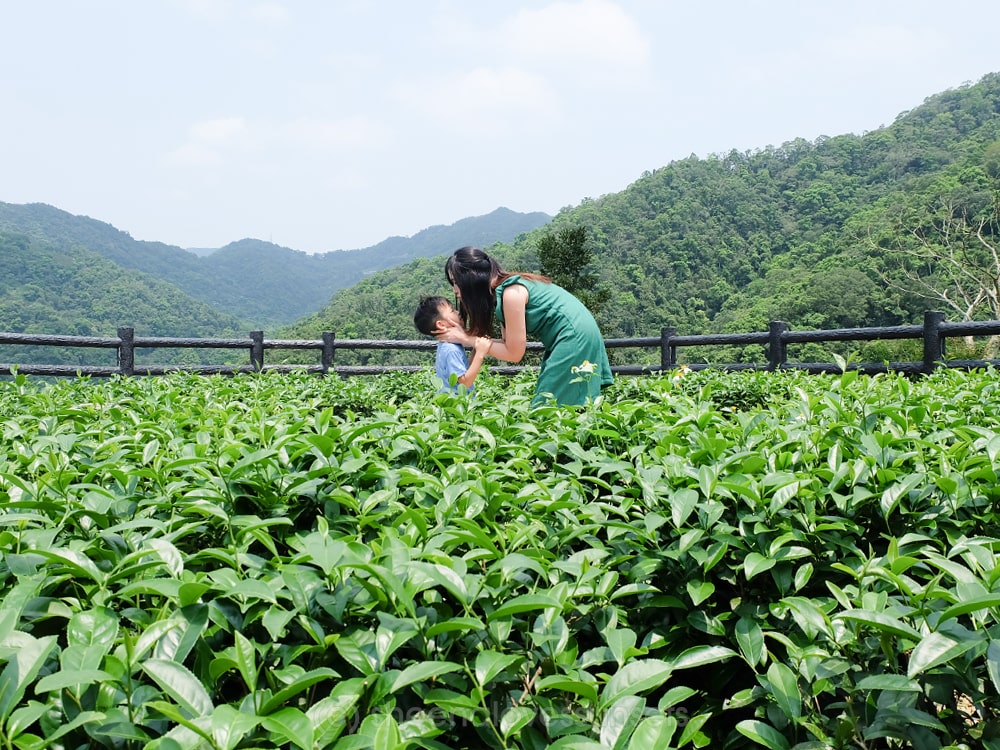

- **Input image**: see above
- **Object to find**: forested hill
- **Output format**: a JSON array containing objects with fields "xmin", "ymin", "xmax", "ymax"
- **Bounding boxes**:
[
  {"xmin": 0, "ymin": 231, "xmax": 248, "ymax": 365},
  {"xmin": 285, "ymin": 72, "xmax": 1000, "ymax": 352},
  {"xmin": 0, "ymin": 205, "xmax": 551, "ymax": 327}
]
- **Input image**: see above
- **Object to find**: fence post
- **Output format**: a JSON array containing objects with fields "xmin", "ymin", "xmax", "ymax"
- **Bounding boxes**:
[
  {"xmin": 923, "ymin": 310, "xmax": 945, "ymax": 373},
  {"xmin": 768, "ymin": 321, "xmax": 788, "ymax": 370},
  {"xmin": 660, "ymin": 327, "xmax": 676, "ymax": 371},
  {"xmin": 321, "ymin": 332, "xmax": 336, "ymax": 375},
  {"xmin": 250, "ymin": 331, "xmax": 264, "ymax": 372},
  {"xmin": 117, "ymin": 326, "xmax": 135, "ymax": 376}
]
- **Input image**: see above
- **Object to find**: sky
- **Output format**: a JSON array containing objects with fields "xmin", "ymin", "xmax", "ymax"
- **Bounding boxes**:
[{"xmin": 3, "ymin": 1, "xmax": 999, "ymax": 254}]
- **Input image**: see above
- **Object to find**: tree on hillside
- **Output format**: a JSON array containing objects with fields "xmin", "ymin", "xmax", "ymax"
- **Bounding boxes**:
[
  {"xmin": 536, "ymin": 226, "xmax": 609, "ymax": 316},
  {"xmin": 873, "ymin": 188, "xmax": 1000, "ymax": 352}
]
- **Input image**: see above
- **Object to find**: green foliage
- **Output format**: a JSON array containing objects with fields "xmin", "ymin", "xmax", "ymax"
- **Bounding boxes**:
[
  {"xmin": 0, "ymin": 203, "xmax": 550, "ymax": 328},
  {"xmin": 537, "ymin": 226, "xmax": 610, "ymax": 316},
  {"xmin": 0, "ymin": 232, "xmax": 249, "ymax": 366},
  {"xmin": 2, "ymin": 367, "xmax": 1000, "ymax": 748}
]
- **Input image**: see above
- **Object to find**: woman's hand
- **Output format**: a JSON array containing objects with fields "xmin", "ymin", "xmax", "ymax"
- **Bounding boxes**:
[{"xmin": 434, "ymin": 317, "xmax": 473, "ymax": 347}]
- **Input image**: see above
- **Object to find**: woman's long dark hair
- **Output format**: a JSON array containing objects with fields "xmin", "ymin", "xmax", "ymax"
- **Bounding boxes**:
[{"xmin": 445, "ymin": 246, "xmax": 548, "ymax": 336}]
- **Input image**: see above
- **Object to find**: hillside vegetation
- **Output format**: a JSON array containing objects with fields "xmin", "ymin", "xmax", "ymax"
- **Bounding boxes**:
[
  {"xmin": 288, "ymin": 73, "xmax": 1000, "ymax": 363},
  {"xmin": 0, "ymin": 205, "xmax": 550, "ymax": 329},
  {"xmin": 0, "ymin": 232, "xmax": 248, "ymax": 366}
]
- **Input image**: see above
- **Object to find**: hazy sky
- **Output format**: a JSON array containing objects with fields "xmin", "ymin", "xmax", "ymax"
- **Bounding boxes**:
[{"xmin": 3, "ymin": 1, "xmax": 999, "ymax": 253}]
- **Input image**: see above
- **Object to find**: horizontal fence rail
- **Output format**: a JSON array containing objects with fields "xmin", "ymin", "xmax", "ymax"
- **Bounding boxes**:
[{"xmin": 1, "ymin": 311, "xmax": 999, "ymax": 379}]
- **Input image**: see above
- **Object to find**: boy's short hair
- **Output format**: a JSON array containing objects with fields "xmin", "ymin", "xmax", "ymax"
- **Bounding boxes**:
[{"xmin": 414, "ymin": 295, "xmax": 449, "ymax": 335}]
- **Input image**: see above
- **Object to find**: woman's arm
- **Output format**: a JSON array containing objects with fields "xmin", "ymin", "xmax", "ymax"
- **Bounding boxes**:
[{"xmin": 487, "ymin": 284, "xmax": 528, "ymax": 363}]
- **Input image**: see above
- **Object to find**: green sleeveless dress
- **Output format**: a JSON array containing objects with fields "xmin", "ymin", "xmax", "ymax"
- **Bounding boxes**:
[{"xmin": 495, "ymin": 276, "xmax": 613, "ymax": 406}]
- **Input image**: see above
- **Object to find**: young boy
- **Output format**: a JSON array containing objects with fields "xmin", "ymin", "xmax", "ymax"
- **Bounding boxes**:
[{"xmin": 413, "ymin": 295, "xmax": 492, "ymax": 393}]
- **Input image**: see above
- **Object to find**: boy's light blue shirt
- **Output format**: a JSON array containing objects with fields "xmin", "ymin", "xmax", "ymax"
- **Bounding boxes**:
[{"xmin": 435, "ymin": 342, "xmax": 471, "ymax": 393}]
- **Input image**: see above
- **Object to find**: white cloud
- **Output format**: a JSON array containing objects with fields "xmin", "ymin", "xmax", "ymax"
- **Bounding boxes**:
[
  {"xmin": 171, "ymin": 0, "xmax": 233, "ymax": 21},
  {"xmin": 724, "ymin": 19, "xmax": 952, "ymax": 111},
  {"xmin": 284, "ymin": 116, "xmax": 390, "ymax": 150},
  {"xmin": 321, "ymin": 166, "xmax": 374, "ymax": 194},
  {"xmin": 163, "ymin": 117, "xmax": 249, "ymax": 168},
  {"xmin": 502, "ymin": 0, "xmax": 650, "ymax": 69},
  {"xmin": 164, "ymin": 113, "xmax": 391, "ymax": 174},
  {"xmin": 249, "ymin": 2, "xmax": 289, "ymax": 25},
  {"xmin": 397, "ymin": 66, "xmax": 558, "ymax": 134},
  {"xmin": 190, "ymin": 117, "xmax": 248, "ymax": 144},
  {"xmin": 163, "ymin": 143, "xmax": 223, "ymax": 168},
  {"xmin": 172, "ymin": 0, "xmax": 288, "ymax": 25},
  {"xmin": 816, "ymin": 24, "xmax": 946, "ymax": 70}
]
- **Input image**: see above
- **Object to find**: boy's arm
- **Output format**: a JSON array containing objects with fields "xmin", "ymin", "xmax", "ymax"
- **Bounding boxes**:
[{"xmin": 456, "ymin": 336, "xmax": 492, "ymax": 389}]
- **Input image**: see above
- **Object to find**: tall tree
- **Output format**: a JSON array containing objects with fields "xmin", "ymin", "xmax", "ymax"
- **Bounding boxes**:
[
  {"xmin": 536, "ymin": 226, "xmax": 609, "ymax": 316},
  {"xmin": 872, "ymin": 189, "xmax": 1000, "ymax": 353},
  {"xmin": 875, "ymin": 192, "xmax": 1000, "ymax": 322}
]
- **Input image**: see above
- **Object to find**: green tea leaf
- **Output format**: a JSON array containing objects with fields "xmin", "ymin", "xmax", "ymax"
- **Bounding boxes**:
[
  {"xmin": 259, "ymin": 668, "xmax": 340, "ymax": 715},
  {"xmin": 835, "ymin": 610, "xmax": 921, "ymax": 641},
  {"xmin": 475, "ymin": 650, "xmax": 521, "ymax": 686},
  {"xmin": 501, "ymin": 705, "xmax": 536, "ymax": 740},
  {"xmin": 600, "ymin": 659, "xmax": 673, "ymax": 708},
  {"xmin": 0, "ymin": 575, "xmax": 44, "ymax": 641},
  {"xmin": 627, "ymin": 715, "xmax": 678, "ymax": 749},
  {"xmin": 987, "ymin": 641, "xmax": 1000, "ymax": 696},
  {"xmin": 686, "ymin": 580, "xmax": 715, "ymax": 606},
  {"xmin": 669, "ymin": 488, "xmax": 698, "ymax": 528},
  {"xmin": 937, "ymin": 594, "xmax": 1000, "ymax": 625},
  {"xmin": 490, "ymin": 594, "xmax": 562, "ymax": 620},
  {"xmin": 672, "ymin": 645, "xmax": 737, "ymax": 671},
  {"xmin": 232, "ymin": 631, "xmax": 257, "ymax": 694},
  {"xmin": 743, "ymin": 552, "xmax": 775, "ymax": 580},
  {"xmin": 536, "ymin": 675, "xmax": 600, "ymax": 704},
  {"xmin": 607, "ymin": 628, "xmax": 639, "ymax": 668},
  {"xmin": 765, "ymin": 662, "xmax": 801, "ymax": 721},
  {"xmin": 390, "ymin": 660, "xmax": 463, "ymax": 693},
  {"xmin": 33, "ymin": 548, "xmax": 105, "ymax": 584},
  {"xmin": 0, "ymin": 633, "xmax": 57, "ymax": 723},
  {"xmin": 856, "ymin": 674, "xmax": 920, "ymax": 691},
  {"xmin": 6, "ymin": 701, "xmax": 50, "ymax": 740},
  {"xmin": 147, "ymin": 538, "xmax": 185, "ymax": 577},
  {"xmin": 736, "ymin": 719, "xmax": 790, "ymax": 750},
  {"xmin": 735, "ymin": 617, "xmax": 764, "ymax": 667},
  {"xmin": 907, "ymin": 631, "xmax": 981, "ymax": 678},
  {"xmin": 408, "ymin": 561, "xmax": 470, "ymax": 606},
  {"xmin": 306, "ymin": 677, "xmax": 367, "ymax": 746},
  {"xmin": 261, "ymin": 707, "xmax": 314, "ymax": 750},
  {"xmin": 209, "ymin": 704, "xmax": 259, "ymax": 750},
  {"xmin": 781, "ymin": 596, "xmax": 833, "ymax": 640},
  {"xmin": 35, "ymin": 668, "xmax": 115, "ymax": 693},
  {"xmin": 142, "ymin": 658, "xmax": 214, "ymax": 718},
  {"xmin": 600, "ymin": 695, "xmax": 644, "ymax": 750},
  {"xmin": 425, "ymin": 616, "xmax": 485, "ymax": 637}
]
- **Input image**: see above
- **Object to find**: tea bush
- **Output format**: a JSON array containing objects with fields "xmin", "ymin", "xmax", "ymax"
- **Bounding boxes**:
[{"xmin": 0, "ymin": 365, "xmax": 998, "ymax": 749}]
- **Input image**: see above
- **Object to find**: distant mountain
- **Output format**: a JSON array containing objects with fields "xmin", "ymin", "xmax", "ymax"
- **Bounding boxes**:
[
  {"xmin": 0, "ymin": 205, "xmax": 551, "ymax": 327},
  {"xmin": 0, "ymin": 231, "xmax": 248, "ymax": 366},
  {"xmin": 186, "ymin": 247, "xmax": 217, "ymax": 258}
]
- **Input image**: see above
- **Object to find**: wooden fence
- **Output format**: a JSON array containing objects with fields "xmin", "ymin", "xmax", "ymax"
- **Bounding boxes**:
[{"xmin": 1, "ymin": 311, "xmax": 999, "ymax": 379}]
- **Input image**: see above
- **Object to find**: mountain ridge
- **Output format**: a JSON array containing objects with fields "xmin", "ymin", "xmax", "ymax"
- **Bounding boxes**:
[{"xmin": 0, "ymin": 203, "xmax": 551, "ymax": 326}]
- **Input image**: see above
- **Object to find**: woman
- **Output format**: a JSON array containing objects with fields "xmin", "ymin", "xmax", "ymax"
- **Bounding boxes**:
[{"xmin": 437, "ymin": 246, "xmax": 613, "ymax": 406}]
